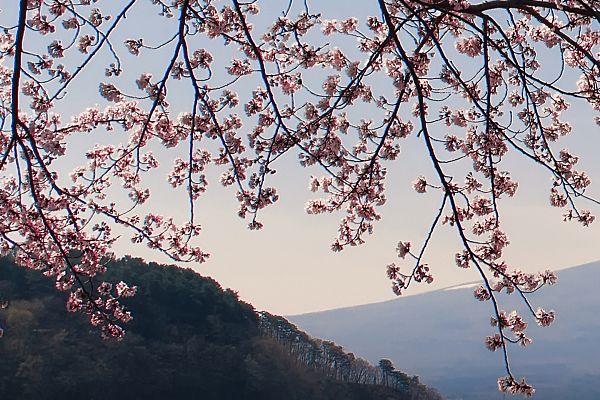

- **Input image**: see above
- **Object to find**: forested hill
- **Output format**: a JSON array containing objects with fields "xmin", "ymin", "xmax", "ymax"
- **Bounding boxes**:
[{"xmin": 0, "ymin": 256, "xmax": 443, "ymax": 400}]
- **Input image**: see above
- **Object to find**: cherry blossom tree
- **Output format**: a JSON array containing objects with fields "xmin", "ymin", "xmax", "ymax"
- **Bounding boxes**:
[{"xmin": 0, "ymin": 0, "xmax": 598, "ymax": 396}]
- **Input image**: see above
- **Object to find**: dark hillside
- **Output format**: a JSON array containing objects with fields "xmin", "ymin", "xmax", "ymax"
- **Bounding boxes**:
[{"xmin": 0, "ymin": 256, "xmax": 442, "ymax": 400}]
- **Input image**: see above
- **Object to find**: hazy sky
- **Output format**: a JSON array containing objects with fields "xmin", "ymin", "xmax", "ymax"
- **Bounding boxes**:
[
  {"xmin": 111, "ymin": 2, "xmax": 600, "ymax": 316},
  {"xmin": 2, "ymin": 1, "xmax": 599, "ymax": 316}
]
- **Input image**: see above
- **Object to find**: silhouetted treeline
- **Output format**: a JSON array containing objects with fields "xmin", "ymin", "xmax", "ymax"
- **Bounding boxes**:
[
  {"xmin": 0, "ymin": 255, "xmax": 443, "ymax": 400},
  {"xmin": 260, "ymin": 312, "xmax": 443, "ymax": 400}
]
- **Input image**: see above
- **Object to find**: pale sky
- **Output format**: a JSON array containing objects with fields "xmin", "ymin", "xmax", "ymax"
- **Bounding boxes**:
[{"xmin": 2, "ymin": 1, "xmax": 599, "ymax": 316}]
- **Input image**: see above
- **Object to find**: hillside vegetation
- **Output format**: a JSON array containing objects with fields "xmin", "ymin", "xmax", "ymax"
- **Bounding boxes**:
[{"xmin": 0, "ymin": 256, "xmax": 443, "ymax": 400}]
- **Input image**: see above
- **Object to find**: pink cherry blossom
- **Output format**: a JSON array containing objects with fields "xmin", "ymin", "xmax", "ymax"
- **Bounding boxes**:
[{"xmin": 0, "ymin": 1, "xmax": 598, "ymax": 395}]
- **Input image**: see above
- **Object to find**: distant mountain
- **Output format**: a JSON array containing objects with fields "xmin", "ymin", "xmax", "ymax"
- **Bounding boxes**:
[
  {"xmin": 0, "ymin": 255, "xmax": 442, "ymax": 400},
  {"xmin": 289, "ymin": 261, "xmax": 600, "ymax": 400}
]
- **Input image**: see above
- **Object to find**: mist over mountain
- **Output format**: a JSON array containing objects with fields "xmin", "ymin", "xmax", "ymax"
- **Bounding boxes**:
[{"xmin": 289, "ymin": 261, "xmax": 600, "ymax": 400}]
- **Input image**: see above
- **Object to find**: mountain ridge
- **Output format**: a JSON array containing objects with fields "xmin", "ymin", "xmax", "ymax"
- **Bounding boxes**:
[
  {"xmin": 290, "ymin": 260, "xmax": 599, "ymax": 318},
  {"xmin": 289, "ymin": 260, "xmax": 600, "ymax": 400}
]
